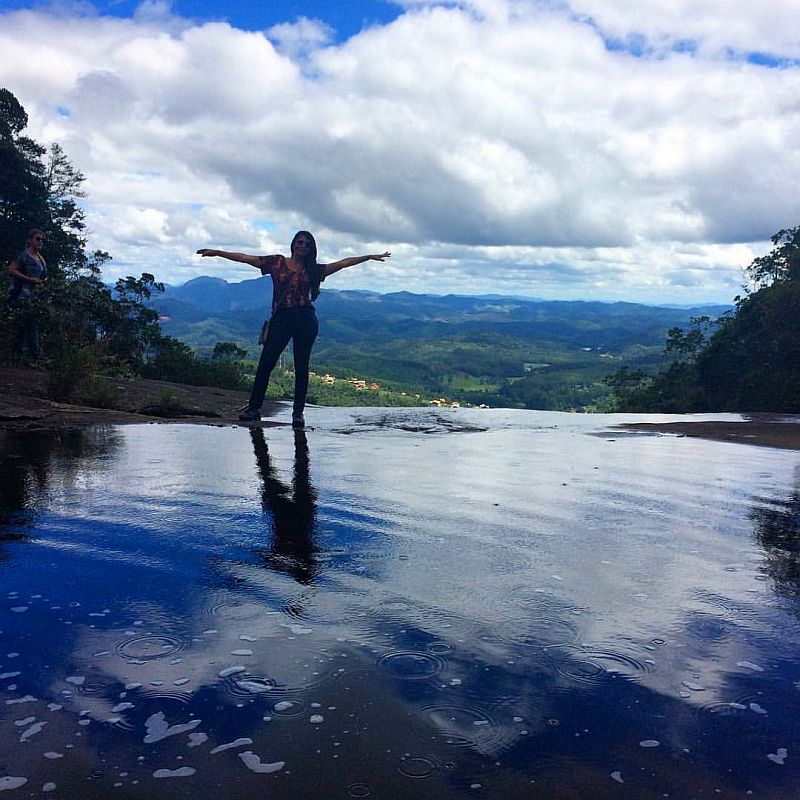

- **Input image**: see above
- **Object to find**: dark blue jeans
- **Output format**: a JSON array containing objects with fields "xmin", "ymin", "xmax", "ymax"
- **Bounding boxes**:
[
  {"xmin": 249, "ymin": 306, "xmax": 319, "ymax": 415},
  {"xmin": 10, "ymin": 301, "xmax": 42, "ymax": 360}
]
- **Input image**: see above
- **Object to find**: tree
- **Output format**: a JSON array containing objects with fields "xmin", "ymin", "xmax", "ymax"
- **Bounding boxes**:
[
  {"xmin": 608, "ymin": 226, "xmax": 800, "ymax": 413},
  {"xmin": 745, "ymin": 226, "xmax": 800, "ymax": 290},
  {"xmin": 41, "ymin": 143, "xmax": 87, "ymax": 274},
  {"xmin": 664, "ymin": 316, "xmax": 716, "ymax": 363},
  {"xmin": 0, "ymin": 89, "xmax": 166, "ymax": 384},
  {"xmin": 696, "ymin": 281, "xmax": 800, "ymax": 412},
  {"xmin": 0, "ymin": 88, "xmax": 47, "ymax": 262},
  {"xmin": 212, "ymin": 342, "xmax": 248, "ymax": 362},
  {"xmin": 107, "ymin": 274, "xmax": 165, "ymax": 368}
]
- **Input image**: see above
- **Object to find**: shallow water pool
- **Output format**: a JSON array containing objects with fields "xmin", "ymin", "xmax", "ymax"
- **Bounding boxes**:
[{"xmin": 1, "ymin": 408, "xmax": 799, "ymax": 798}]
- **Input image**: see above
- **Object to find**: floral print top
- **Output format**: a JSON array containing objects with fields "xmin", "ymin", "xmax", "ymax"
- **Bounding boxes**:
[{"xmin": 258, "ymin": 255, "xmax": 326, "ymax": 312}]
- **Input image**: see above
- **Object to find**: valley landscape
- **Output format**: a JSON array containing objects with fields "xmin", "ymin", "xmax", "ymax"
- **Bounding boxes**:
[{"xmin": 152, "ymin": 277, "xmax": 730, "ymax": 411}]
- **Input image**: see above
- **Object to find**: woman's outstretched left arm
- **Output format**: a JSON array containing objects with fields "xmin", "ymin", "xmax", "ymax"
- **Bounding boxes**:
[{"xmin": 324, "ymin": 252, "xmax": 391, "ymax": 277}]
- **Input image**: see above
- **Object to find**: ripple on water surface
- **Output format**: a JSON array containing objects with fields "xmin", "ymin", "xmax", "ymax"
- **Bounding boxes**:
[
  {"xmin": 207, "ymin": 600, "xmax": 268, "ymax": 622},
  {"xmin": 227, "ymin": 675, "xmax": 278, "ymax": 698},
  {"xmin": 269, "ymin": 698, "xmax": 308, "ymax": 718},
  {"xmin": 422, "ymin": 703, "xmax": 510, "ymax": 754},
  {"xmin": 280, "ymin": 586, "xmax": 370, "ymax": 629},
  {"xmin": 134, "ymin": 687, "xmax": 194, "ymax": 706},
  {"xmin": 114, "ymin": 634, "xmax": 186, "ymax": 662},
  {"xmin": 397, "ymin": 755, "xmax": 441, "ymax": 779},
  {"xmin": 377, "ymin": 651, "xmax": 446, "ymax": 680},
  {"xmin": 557, "ymin": 642, "xmax": 658, "ymax": 684},
  {"xmin": 426, "ymin": 640, "xmax": 455, "ymax": 656},
  {"xmin": 494, "ymin": 589, "xmax": 583, "ymax": 649},
  {"xmin": 495, "ymin": 615, "xmax": 580, "ymax": 649},
  {"xmin": 365, "ymin": 596, "xmax": 481, "ymax": 642},
  {"xmin": 217, "ymin": 645, "xmax": 347, "ymax": 698}
]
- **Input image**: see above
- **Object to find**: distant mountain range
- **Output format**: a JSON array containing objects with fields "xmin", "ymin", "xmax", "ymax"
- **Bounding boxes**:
[
  {"xmin": 150, "ymin": 277, "xmax": 732, "ymax": 410},
  {"xmin": 153, "ymin": 276, "xmax": 730, "ymax": 352}
]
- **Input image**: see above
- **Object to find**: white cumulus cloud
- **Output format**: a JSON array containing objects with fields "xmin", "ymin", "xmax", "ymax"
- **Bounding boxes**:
[{"xmin": 1, "ymin": 0, "xmax": 799, "ymax": 302}]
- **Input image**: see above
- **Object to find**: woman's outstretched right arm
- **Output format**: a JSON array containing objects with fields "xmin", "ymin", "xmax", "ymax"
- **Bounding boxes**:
[{"xmin": 196, "ymin": 249, "xmax": 262, "ymax": 268}]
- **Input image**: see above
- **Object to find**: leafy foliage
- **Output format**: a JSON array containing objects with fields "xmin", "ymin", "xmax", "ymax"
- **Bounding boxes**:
[
  {"xmin": 609, "ymin": 228, "xmax": 800, "ymax": 413},
  {"xmin": 141, "ymin": 336, "xmax": 249, "ymax": 390},
  {"xmin": 745, "ymin": 226, "xmax": 800, "ymax": 290},
  {"xmin": 0, "ymin": 88, "xmax": 246, "ymax": 398}
]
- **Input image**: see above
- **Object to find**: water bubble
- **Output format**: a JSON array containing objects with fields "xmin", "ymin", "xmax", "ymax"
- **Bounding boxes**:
[
  {"xmin": 737, "ymin": 661, "xmax": 764, "ymax": 672},
  {"xmin": 153, "ymin": 767, "xmax": 196, "ymax": 778},
  {"xmin": 682, "ymin": 681, "xmax": 706, "ymax": 692},
  {"xmin": 210, "ymin": 738, "xmax": 253, "ymax": 754},
  {"xmin": 767, "ymin": 748, "xmax": 787, "ymax": 765},
  {"xmin": 239, "ymin": 752, "xmax": 284, "ymax": 774},
  {"xmin": 232, "ymin": 677, "xmax": 277, "ymax": 697},
  {"xmin": 271, "ymin": 699, "xmax": 307, "ymax": 718},
  {"xmin": 218, "ymin": 666, "xmax": 247, "ymax": 678},
  {"xmin": 143, "ymin": 712, "xmax": 201, "ymax": 743},
  {"xmin": 0, "ymin": 777, "xmax": 27, "ymax": 791}
]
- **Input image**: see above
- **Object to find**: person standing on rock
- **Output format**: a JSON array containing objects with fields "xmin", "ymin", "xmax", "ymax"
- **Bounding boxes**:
[
  {"xmin": 6, "ymin": 228, "xmax": 48, "ymax": 362},
  {"xmin": 197, "ymin": 231, "xmax": 390, "ymax": 428}
]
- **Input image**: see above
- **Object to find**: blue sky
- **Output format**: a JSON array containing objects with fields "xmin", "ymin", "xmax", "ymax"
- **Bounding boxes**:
[
  {"xmin": 2, "ymin": 0, "xmax": 800, "ymax": 303},
  {"xmin": 2, "ymin": 0, "xmax": 401, "ymax": 39},
  {"xmin": 179, "ymin": 0, "xmax": 399, "ymax": 38}
]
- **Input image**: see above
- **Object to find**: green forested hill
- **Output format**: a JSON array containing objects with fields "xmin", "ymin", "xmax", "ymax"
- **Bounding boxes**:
[
  {"xmin": 608, "ymin": 227, "xmax": 800, "ymax": 414},
  {"xmin": 152, "ymin": 279, "xmax": 728, "ymax": 410}
]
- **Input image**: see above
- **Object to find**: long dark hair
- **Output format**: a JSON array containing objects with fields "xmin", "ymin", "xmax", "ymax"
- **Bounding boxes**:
[{"xmin": 291, "ymin": 230, "xmax": 322, "ymax": 300}]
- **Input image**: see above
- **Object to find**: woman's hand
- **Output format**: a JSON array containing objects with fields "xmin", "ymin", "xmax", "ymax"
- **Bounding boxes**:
[
  {"xmin": 196, "ymin": 249, "xmax": 218, "ymax": 257},
  {"xmin": 371, "ymin": 252, "xmax": 391, "ymax": 261}
]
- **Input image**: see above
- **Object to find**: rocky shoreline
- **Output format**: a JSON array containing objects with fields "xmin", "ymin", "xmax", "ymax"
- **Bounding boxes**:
[
  {"xmin": 615, "ymin": 418, "xmax": 800, "ymax": 450},
  {"xmin": 2, "ymin": 365, "xmax": 800, "ymax": 449},
  {"xmin": 0, "ymin": 365, "xmax": 280, "ymax": 431}
]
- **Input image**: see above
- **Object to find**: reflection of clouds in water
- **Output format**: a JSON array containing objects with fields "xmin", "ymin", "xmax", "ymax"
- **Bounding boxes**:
[
  {"xmin": 305, "ymin": 408, "xmax": 800, "ymax": 710},
  {"xmin": 113, "ymin": 424, "xmax": 263, "ymax": 509},
  {"xmin": 3, "ymin": 416, "xmax": 800, "ymax": 793}
]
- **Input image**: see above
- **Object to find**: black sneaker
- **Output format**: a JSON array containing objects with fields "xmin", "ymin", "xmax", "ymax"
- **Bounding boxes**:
[
  {"xmin": 291, "ymin": 413, "xmax": 305, "ymax": 429},
  {"xmin": 239, "ymin": 407, "xmax": 262, "ymax": 422}
]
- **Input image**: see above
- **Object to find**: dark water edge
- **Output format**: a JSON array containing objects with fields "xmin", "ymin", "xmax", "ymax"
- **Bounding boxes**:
[{"xmin": 1, "ymin": 409, "xmax": 799, "ymax": 798}]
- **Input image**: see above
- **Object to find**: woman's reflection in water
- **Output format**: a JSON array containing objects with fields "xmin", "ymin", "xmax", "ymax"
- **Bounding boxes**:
[{"xmin": 250, "ymin": 427, "xmax": 318, "ymax": 585}]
